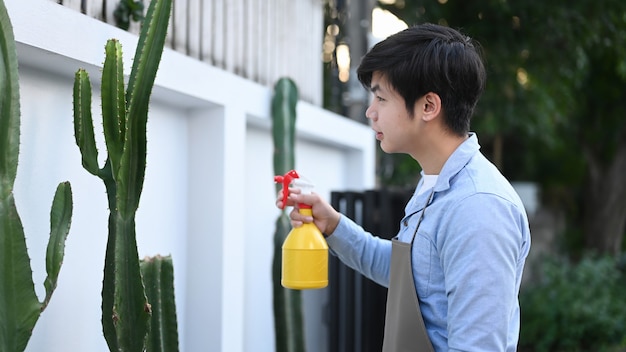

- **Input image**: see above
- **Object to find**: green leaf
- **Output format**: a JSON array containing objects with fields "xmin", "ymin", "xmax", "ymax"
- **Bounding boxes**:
[
  {"xmin": 73, "ymin": 69, "xmax": 100, "ymax": 175},
  {"xmin": 141, "ymin": 255, "xmax": 180, "ymax": 352},
  {"xmin": 43, "ymin": 181, "xmax": 73, "ymax": 309}
]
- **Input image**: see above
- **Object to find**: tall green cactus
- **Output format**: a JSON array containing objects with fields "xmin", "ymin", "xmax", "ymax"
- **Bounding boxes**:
[
  {"xmin": 72, "ymin": 0, "xmax": 177, "ymax": 351},
  {"xmin": 271, "ymin": 77, "xmax": 306, "ymax": 352},
  {"xmin": 0, "ymin": 1, "xmax": 73, "ymax": 351}
]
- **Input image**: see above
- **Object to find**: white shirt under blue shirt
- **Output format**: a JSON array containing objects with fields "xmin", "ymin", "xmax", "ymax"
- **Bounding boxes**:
[{"xmin": 326, "ymin": 133, "xmax": 531, "ymax": 351}]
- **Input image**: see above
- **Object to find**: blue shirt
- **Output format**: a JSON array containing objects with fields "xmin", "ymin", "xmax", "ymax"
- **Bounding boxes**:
[{"xmin": 326, "ymin": 133, "xmax": 531, "ymax": 351}]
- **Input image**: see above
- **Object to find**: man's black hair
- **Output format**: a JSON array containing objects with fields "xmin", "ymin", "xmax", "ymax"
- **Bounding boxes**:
[{"xmin": 357, "ymin": 23, "xmax": 486, "ymax": 136}]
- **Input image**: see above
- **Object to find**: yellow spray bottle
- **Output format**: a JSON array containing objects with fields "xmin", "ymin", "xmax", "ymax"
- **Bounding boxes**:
[{"xmin": 274, "ymin": 170, "xmax": 329, "ymax": 289}]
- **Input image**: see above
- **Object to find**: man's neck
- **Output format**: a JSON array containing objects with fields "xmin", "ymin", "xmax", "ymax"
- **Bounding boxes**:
[{"xmin": 417, "ymin": 133, "xmax": 468, "ymax": 175}]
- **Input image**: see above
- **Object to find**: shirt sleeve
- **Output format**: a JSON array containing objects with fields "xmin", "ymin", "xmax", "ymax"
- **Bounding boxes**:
[
  {"xmin": 439, "ymin": 193, "xmax": 524, "ymax": 351},
  {"xmin": 325, "ymin": 214, "xmax": 393, "ymax": 287}
]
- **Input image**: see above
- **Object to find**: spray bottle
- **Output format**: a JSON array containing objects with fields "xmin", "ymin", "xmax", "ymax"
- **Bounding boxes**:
[{"xmin": 274, "ymin": 170, "xmax": 329, "ymax": 289}]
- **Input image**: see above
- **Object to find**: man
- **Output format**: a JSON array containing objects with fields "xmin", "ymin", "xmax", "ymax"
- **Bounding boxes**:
[{"xmin": 278, "ymin": 23, "xmax": 531, "ymax": 351}]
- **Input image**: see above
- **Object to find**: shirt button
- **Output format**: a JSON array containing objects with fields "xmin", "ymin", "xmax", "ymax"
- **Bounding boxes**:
[{"xmin": 403, "ymin": 220, "xmax": 408, "ymax": 226}]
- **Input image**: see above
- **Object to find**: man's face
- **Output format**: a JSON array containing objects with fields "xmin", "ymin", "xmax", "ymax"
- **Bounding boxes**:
[{"xmin": 365, "ymin": 72, "xmax": 423, "ymax": 157}]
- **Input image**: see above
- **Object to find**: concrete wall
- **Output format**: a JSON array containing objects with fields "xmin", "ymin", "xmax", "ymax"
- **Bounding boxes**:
[{"xmin": 6, "ymin": 1, "xmax": 376, "ymax": 351}]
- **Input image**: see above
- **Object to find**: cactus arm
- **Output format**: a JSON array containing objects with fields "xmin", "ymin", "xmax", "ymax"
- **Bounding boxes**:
[
  {"xmin": 271, "ymin": 78, "xmax": 299, "ymax": 179},
  {"xmin": 42, "ymin": 181, "xmax": 73, "ymax": 310},
  {"xmin": 141, "ymin": 255, "xmax": 180, "ymax": 352},
  {"xmin": 73, "ymin": 69, "xmax": 101, "ymax": 176},
  {"xmin": 0, "ymin": 0, "xmax": 20, "ymax": 195},
  {"xmin": 126, "ymin": 0, "xmax": 171, "ymax": 105},
  {"xmin": 118, "ymin": 0, "xmax": 172, "ymax": 217},
  {"xmin": 101, "ymin": 40, "xmax": 126, "ymax": 178},
  {"xmin": 70, "ymin": 41, "xmax": 121, "ymax": 352},
  {"xmin": 0, "ymin": 194, "xmax": 42, "ymax": 352},
  {"xmin": 270, "ymin": 77, "xmax": 306, "ymax": 352}
]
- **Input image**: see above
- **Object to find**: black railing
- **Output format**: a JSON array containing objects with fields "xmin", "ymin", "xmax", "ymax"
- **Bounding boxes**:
[{"xmin": 329, "ymin": 189, "xmax": 413, "ymax": 352}]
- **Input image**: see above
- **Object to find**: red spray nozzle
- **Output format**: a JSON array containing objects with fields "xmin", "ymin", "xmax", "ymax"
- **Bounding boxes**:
[{"xmin": 274, "ymin": 170, "xmax": 300, "ymax": 209}]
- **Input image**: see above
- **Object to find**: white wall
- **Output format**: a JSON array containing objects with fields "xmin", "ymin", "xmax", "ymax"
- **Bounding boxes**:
[{"xmin": 6, "ymin": 0, "xmax": 375, "ymax": 351}]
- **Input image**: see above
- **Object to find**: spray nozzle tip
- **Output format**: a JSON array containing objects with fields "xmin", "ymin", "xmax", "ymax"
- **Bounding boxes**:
[
  {"xmin": 274, "ymin": 170, "xmax": 300, "ymax": 209},
  {"xmin": 292, "ymin": 178, "xmax": 314, "ymax": 194}
]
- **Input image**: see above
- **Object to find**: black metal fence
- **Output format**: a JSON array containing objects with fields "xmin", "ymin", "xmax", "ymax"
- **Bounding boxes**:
[{"xmin": 329, "ymin": 189, "xmax": 413, "ymax": 352}]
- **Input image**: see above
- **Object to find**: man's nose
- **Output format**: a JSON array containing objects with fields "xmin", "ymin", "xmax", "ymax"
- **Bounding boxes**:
[{"xmin": 365, "ymin": 104, "xmax": 376, "ymax": 120}]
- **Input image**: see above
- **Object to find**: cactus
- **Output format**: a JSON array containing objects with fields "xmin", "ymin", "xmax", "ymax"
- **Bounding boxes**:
[
  {"xmin": 0, "ymin": 1, "xmax": 73, "ymax": 351},
  {"xmin": 140, "ymin": 255, "xmax": 179, "ymax": 352},
  {"xmin": 72, "ymin": 0, "xmax": 175, "ymax": 350},
  {"xmin": 271, "ymin": 77, "xmax": 306, "ymax": 352}
]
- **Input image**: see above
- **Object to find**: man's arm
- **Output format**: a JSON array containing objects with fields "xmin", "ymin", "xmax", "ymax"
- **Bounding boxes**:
[{"xmin": 326, "ymin": 214, "xmax": 393, "ymax": 287}]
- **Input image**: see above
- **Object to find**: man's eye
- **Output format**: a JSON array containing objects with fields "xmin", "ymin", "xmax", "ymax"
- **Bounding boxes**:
[{"xmin": 376, "ymin": 96, "xmax": 385, "ymax": 102}]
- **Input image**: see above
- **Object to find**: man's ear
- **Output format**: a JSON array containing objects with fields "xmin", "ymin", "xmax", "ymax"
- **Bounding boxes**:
[{"xmin": 420, "ymin": 92, "xmax": 442, "ymax": 122}]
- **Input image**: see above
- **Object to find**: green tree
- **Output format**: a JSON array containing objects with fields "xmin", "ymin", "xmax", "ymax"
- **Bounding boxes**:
[{"xmin": 377, "ymin": 0, "xmax": 626, "ymax": 255}]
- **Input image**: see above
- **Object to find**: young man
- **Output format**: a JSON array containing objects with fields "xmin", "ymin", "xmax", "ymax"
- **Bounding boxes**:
[{"xmin": 278, "ymin": 23, "xmax": 531, "ymax": 351}]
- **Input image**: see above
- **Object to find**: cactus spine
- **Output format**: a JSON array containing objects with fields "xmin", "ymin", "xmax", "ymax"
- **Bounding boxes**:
[
  {"xmin": 72, "ymin": 0, "xmax": 176, "ymax": 351},
  {"xmin": 271, "ymin": 77, "xmax": 306, "ymax": 352},
  {"xmin": 0, "ymin": 0, "xmax": 73, "ymax": 351}
]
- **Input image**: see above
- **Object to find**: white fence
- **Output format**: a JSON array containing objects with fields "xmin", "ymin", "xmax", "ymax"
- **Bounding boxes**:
[
  {"xmin": 7, "ymin": 0, "xmax": 375, "ymax": 351},
  {"xmin": 53, "ymin": 0, "xmax": 324, "ymax": 105}
]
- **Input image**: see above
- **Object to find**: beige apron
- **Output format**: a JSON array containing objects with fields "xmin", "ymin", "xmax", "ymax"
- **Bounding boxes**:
[{"xmin": 382, "ymin": 191, "xmax": 435, "ymax": 352}]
